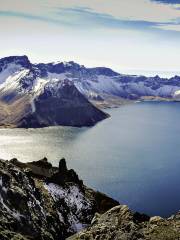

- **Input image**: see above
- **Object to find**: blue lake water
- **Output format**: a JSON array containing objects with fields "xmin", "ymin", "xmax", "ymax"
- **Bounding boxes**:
[{"xmin": 1, "ymin": 102, "xmax": 180, "ymax": 217}]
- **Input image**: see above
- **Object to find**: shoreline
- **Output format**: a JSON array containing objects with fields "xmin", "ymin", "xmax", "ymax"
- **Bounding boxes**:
[{"xmin": 0, "ymin": 97, "xmax": 180, "ymax": 129}]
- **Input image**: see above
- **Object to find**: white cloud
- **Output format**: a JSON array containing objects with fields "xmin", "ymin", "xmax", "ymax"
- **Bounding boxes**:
[
  {"xmin": 56, "ymin": 0, "xmax": 180, "ymax": 23},
  {"xmin": 1, "ymin": 0, "xmax": 180, "ymax": 73},
  {"xmin": 157, "ymin": 23, "xmax": 180, "ymax": 31},
  {"xmin": 1, "ymin": 0, "xmax": 180, "ymax": 24}
]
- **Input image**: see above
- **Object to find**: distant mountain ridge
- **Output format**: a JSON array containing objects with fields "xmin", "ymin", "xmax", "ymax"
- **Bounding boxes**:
[{"xmin": 0, "ymin": 55, "xmax": 180, "ymax": 127}]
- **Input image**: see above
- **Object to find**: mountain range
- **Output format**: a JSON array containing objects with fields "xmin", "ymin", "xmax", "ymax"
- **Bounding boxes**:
[{"xmin": 0, "ymin": 55, "xmax": 180, "ymax": 127}]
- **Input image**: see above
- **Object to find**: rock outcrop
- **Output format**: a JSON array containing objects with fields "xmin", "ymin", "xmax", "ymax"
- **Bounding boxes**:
[
  {"xmin": 0, "ymin": 158, "xmax": 118, "ymax": 240},
  {"xmin": 48, "ymin": 158, "xmax": 83, "ymax": 187},
  {"xmin": 68, "ymin": 205, "xmax": 180, "ymax": 240}
]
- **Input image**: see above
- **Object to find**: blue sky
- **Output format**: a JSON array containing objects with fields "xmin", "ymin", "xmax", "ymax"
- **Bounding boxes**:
[
  {"xmin": 1, "ymin": 0, "xmax": 180, "ymax": 76},
  {"xmin": 152, "ymin": 0, "xmax": 180, "ymax": 4}
]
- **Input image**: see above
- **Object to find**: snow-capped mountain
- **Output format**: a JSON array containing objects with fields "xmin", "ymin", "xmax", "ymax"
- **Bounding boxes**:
[
  {"xmin": 0, "ymin": 56, "xmax": 108, "ymax": 127},
  {"xmin": 1, "ymin": 55, "xmax": 180, "ymax": 103},
  {"xmin": 0, "ymin": 55, "xmax": 180, "ymax": 127}
]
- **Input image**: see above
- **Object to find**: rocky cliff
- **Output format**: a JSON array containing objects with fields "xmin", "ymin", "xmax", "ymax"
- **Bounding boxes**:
[
  {"xmin": 1, "ymin": 157, "xmax": 180, "ymax": 240},
  {"xmin": 0, "ymin": 157, "xmax": 118, "ymax": 240}
]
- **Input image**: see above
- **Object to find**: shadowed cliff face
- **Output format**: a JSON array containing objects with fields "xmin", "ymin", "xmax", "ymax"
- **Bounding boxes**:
[
  {"xmin": 0, "ymin": 80, "xmax": 109, "ymax": 128},
  {"xmin": 17, "ymin": 81, "xmax": 109, "ymax": 128},
  {"xmin": 0, "ymin": 158, "xmax": 118, "ymax": 240}
]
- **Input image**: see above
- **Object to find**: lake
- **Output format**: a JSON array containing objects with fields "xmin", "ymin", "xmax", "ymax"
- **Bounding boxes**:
[{"xmin": 1, "ymin": 101, "xmax": 180, "ymax": 217}]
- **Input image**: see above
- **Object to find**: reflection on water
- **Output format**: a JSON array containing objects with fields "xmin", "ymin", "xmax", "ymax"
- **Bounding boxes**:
[
  {"xmin": 0, "ymin": 126, "xmax": 87, "ymax": 163},
  {"xmin": 1, "ymin": 102, "xmax": 180, "ymax": 217}
]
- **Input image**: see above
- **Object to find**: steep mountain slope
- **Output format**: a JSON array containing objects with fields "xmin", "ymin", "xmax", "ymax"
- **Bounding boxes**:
[
  {"xmin": 18, "ymin": 80, "xmax": 108, "ymax": 128},
  {"xmin": 0, "ymin": 56, "xmax": 108, "ymax": 127},
  {"xmin": 0, "ymin": 158, "xmax": 118, "ymax": 240}
]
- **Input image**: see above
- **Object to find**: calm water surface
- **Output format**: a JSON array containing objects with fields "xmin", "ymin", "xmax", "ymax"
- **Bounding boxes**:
[{"xmin": 1, "ymin": 102, "xmax": 180, "ymax": 217}]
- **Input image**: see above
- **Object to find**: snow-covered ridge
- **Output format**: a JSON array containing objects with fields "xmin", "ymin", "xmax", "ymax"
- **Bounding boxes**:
[{"xmin": 1, "ymin": 55, "xmax": 180, "ymax": 103}]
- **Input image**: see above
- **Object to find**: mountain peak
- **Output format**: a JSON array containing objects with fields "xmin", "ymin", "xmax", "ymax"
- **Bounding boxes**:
[
  {"xmin": 0, "ymin": 55, "xmax": 31, "ymax": 69},
  {"xmin": 88, "ymin": 67, "xmax": 119, "ymax": 77}
]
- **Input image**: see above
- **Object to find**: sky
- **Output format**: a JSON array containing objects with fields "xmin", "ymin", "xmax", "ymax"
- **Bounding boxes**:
[{"xmin": 1, "ymin": 0, "xmax": 180, "ymax": 76}]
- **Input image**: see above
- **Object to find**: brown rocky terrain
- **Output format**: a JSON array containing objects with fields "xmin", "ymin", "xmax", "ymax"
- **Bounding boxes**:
[{"xmin": 68, "ymin": 204, "xmax": 180, "ymax": 240}]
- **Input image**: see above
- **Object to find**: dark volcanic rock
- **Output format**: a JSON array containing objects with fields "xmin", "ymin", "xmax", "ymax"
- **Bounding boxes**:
[
  {"xmin": 47, "ymin": 158, "xmax": 83, "ymax": 187},
  {"xmin": 28, "ymin": 157, "xmax": 52, "ymax": 169},
  {"xmin": 59, "ymin": 158, "xmax": 68, "ymax": 173},
  {"xmin": 0, "ymin": 55, "xmax": 31, "ymax": 70},
  {"xmin": 18, "ymin": 80, "xmax": 109, "ymax": 128}
]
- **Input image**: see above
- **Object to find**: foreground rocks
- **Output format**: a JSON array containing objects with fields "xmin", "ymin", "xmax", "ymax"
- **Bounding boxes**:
[
  {"xmin": 0, "ymin": 158, "xmax": 118, "ymax": 240},
  {"xmin": 1, "ymin": 157, "xmax": 180, "ymax": 240},
  {"xmin": 68, "ymin": 205, "xmax": 180, "ymax": 240}
]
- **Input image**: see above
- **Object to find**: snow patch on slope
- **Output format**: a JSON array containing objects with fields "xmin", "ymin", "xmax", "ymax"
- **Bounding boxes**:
[
  {"xmin": 32, "ymin": 77, "xmax": 48, "ymax": 96},
  {"xmin": 47, "ymin": 72, "xmax": 68, "ymax": 81},
  {"xmin": 44, "ymin": 183, "xmax": 91, "ymax": 232},
  {"xmin": 0, "ymin": 63, "xmax": 23, "ymax": 84},
  {"xmin": 173, "ymin": 89, "xmax": 180, "ymax": 98},
  {"xmin": 127, "ymin": 82, "xmax": 180, "ymax": 97},
  {"xmin": 74, "ymin": 75, "xmax": 122, "ymax": 97},
  {"xmin": 44, "ymin": 183, "xmax": 91, "ymax": 212},
  {"xmin": 0, "ymin": 69, "xmax": 30, "ymax": 92},
  {"xmin": 31, "ymin": 99, "xmax": 36, "ymax": 113}
]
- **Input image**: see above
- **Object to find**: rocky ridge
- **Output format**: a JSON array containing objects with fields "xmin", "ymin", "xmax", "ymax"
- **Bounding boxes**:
[
  {"xmin": 1, "ymin": 55, "xmax": 180, "ymax": 103},
  {"xmin": 0, "ymin": 157, "xmax": 180, "ymax": 240},
  {"xmin": 68, "ymin": 205, "xmax": 180, "ymax": 240},
  {"xmin": 0, "ymin": 157, "xmax": 118, "ymax": 240}
]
